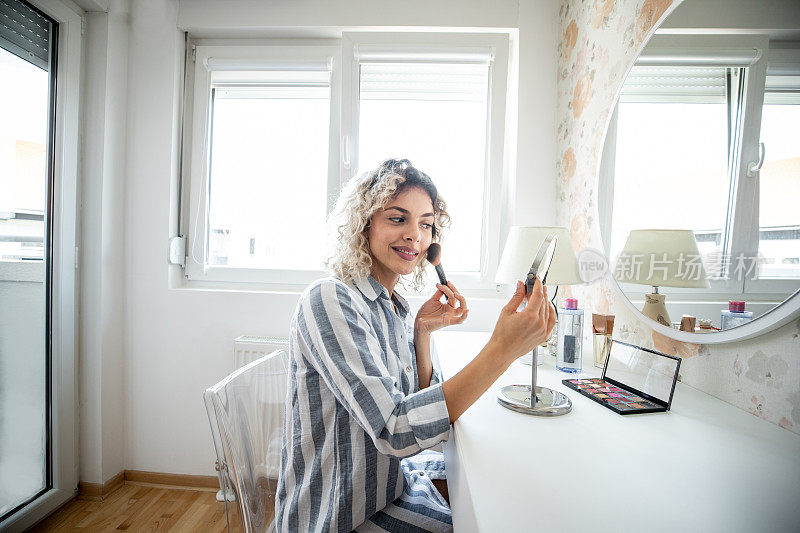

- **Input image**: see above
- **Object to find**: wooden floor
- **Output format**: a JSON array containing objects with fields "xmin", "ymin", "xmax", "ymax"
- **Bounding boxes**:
[{"xmin": 30, "ymin": 483, "xmax": 245, "ymax": 532}]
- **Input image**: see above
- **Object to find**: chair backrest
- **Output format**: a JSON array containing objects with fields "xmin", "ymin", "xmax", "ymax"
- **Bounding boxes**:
[{"xmin": 204, "ymin": 349, "xmax": 289, "ymax": 533}]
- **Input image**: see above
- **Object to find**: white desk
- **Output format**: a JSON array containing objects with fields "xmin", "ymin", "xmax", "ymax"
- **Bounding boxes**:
[{"xmin": 433, "ymin": 331, "xmax": 800, "ymax": 533}]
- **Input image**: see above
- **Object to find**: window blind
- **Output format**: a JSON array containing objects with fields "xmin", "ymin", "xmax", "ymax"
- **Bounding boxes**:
[
  {"xmin": 359, "ymin": 62, "xmax": 489, "ymax": 102},
  {"xmin": 0, "ymin": 0, "xmax": 52, "ymax": 71},
  {"xmin": 619, "ymin": 66, "xmax": 727, "ymax": 103}
]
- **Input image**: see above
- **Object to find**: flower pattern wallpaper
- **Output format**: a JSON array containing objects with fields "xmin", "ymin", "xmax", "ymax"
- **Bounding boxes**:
[{"xmin": 555, "ymin": 0, "xmax": 800, "ymax": 434}]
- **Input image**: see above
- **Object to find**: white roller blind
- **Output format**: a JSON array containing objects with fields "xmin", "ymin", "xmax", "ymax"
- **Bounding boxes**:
[
  {"xmin": 360, "ymin": 62, "xmax": 489, "ymax": 102},
  {"xmin": 204, "ymin": 57, "xmax": 331, "ymax": 72},
  {"xmin": 354, "ymin": 44, "xmax": 494, "ymax": 64},
  {"xmin": 636, "ymin": 48, "xmax": 760, "ymax": 67},
  {"xmin": 619, "ymin": 66, "xmax": 727, "ymax": 103}
]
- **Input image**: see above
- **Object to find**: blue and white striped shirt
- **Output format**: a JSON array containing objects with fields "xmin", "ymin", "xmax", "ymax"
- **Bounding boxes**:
[{"xmin": 276, "ymin": 275, "xmax": 452, "ymax": 532}]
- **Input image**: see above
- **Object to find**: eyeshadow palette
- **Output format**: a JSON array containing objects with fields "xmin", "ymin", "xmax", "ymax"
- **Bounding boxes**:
[
  {"xmin": 561, "ymin": 340, "xmax": 681, "ymax": 415},
  {"xmin": 562, "ymin": 378, "xmax": 665, "ymax": 414}
]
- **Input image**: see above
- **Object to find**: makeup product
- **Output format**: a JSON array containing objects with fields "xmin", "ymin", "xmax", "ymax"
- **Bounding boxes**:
[
  {"xmin": 556, "ymin": 298, "xmax": 583, "ymax": 373},
  {"xmin": 679, "ymin": 315, "xmax": 696, "ymax": 332},
  {"xmin": 562, "ymin": 340, "xmax": 681, "ymax": 415},
  {"xmin": 720, "ymin": 300, "xmax": 754, "ymax": 330},
  {"xmin": 592, "ymin": 313, "xmax": 614, "ymax": 368},
  {"xmin": 696, "ymin": 318, "xmax": 719, "ymax": 333},
  {"xmin": 426, "ymin": 243, "xmax": 447, "ymax": 286}
]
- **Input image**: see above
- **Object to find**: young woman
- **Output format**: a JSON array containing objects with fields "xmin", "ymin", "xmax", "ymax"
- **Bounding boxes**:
[{"xmin": 276, "ymin": 159, "xmax": 555, "ymax": 532}]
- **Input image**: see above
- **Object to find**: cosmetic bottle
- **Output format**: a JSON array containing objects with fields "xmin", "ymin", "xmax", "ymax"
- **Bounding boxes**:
[
  {"xmin": 592, "ymin": 313, "xmax": 614, "ymax": 368},
  {"xmin": 680, "ymin": 315, "xmax": 696, "ymax": 332},
  {"xmin": 557, "ymin": 298, "xmax": 583, "ymax": 373},
  {"xmin": 720, "ymin": 301, "xmax": 754, "ymax": 330}
]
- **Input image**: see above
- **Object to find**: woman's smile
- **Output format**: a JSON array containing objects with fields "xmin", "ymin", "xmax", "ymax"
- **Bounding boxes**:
[{"xmin": 392, "ymin": 246, "xmax": 419, "ymax": 261}]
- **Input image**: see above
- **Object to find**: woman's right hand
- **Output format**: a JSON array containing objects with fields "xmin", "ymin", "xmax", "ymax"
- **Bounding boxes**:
[{"xmin": 489, "ymin": 277, "xmax": 555, "ymax": 364}]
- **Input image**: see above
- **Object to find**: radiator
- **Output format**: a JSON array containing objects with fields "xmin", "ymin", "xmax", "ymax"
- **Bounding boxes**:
[{"xmin": 234, "ymin": 335, "xmax": 290, "ymax": 369}]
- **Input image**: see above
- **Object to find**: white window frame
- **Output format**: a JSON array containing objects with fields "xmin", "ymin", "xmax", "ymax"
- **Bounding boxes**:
[
  {"xmin": 742, "ymin": 46, "xmax": 800, "ymax": 295},
  {"xmin": 340, "ymin": 32, "xmax": 510, "ymax": 291},
  {"xmin": 181, "ymin": 33, "xmax": 512, "ymax": 292},
  {"xmin": 0, "ymin": 0, "xmax": 79, "ymax": 529},
  {"xmin": 183, "ymin": 41, "xmax": 341, "ymax": 286},
  {"xmin": 600, "ymin": 34, "xmax": 798, "ymax": 307}
]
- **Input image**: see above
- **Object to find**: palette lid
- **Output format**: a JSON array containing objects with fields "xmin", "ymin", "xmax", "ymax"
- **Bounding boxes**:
[{"xmin": 602, "ymin": 340, "xmax": 681, "ymax": 408}]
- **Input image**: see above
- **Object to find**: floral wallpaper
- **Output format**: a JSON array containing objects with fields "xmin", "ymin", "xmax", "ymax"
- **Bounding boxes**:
[{"xmin": 555, "ymin": 0, "xmax": 800, "ymax": 434}]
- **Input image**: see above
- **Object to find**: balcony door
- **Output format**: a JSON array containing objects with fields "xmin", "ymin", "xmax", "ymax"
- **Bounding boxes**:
[{"xmin": 0, "ymin": 0, "xmax": 79, "ymax": 529}]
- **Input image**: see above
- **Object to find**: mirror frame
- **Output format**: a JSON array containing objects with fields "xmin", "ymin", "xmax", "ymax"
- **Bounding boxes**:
[{"xmin": 597, "ymin": 0, "xmax": 800, "ymax": 343}]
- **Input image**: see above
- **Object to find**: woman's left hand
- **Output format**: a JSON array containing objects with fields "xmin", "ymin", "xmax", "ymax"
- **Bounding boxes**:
[{"xmin": 414, "ymin": 282, "xmax": 469, "ymax": 336}]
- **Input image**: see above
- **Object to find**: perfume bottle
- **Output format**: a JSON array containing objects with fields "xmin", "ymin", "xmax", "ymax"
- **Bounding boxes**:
[
  {"xmin": 720, "ymin": 300, "xmax": 754, "ymax": 330},
  {"xmin": 557, "ymin": 298, "xmax": 583, "ymax": 373},
  {"xmin": 592, "ymin": 313, "xmax": 614, "ymax": 368}
]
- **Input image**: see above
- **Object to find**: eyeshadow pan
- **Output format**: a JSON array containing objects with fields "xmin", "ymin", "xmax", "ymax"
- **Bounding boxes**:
[{"xmin": 561, "ymin": 348, "xmax": 676, "ymax": 415}]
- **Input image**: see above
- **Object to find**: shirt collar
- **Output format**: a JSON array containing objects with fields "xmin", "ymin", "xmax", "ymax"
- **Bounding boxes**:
[{"xmin": 353, "ymin": 275, "xmax": 410, "ymax": 316}]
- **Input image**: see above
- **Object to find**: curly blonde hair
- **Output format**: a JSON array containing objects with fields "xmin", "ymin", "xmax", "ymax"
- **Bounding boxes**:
[{"xmin": 325, "ymin": 159, "xmax": 451, "ymax": 292}]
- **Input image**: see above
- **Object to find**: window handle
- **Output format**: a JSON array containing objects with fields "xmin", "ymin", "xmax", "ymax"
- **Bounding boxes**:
[
  {"xmin": 342, "ymin": 135, "xmax": 351, "ymax": 170},
  {"xmin": 747, "ymin": 142, "xmax": 765, "ymax": 177}
]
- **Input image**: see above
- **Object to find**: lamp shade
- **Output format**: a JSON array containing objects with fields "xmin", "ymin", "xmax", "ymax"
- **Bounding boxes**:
[
  {"xmin": 495, "ymin": 226, "xmax": 582, "ymax": 286},
  {"xmin": 615, "ymin": 229, "xmax": 710, "ymax": 288}
]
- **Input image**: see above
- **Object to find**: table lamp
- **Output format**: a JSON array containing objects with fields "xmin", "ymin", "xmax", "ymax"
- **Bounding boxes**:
[
  {"xmin": 615, "ymin": 229, "xmax": 710, "ymax": 327},
  {"xmin": 495, "ymin": 226, "xmax": 582, "ymax": 365}
]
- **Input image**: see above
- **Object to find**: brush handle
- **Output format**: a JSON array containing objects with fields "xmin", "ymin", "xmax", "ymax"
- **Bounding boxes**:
[
  {"xmin": 434, "ymin": 264, "xmax": 449, "ymax": 302},
  {"xmin": 435, "ymin": 264, "xmax": 447, "ymax": 286}
]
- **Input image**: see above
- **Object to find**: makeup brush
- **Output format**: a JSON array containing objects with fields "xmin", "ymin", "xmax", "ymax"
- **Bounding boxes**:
[{"xmin": 426, "ymin": 243, "xmax": 449, "ymax": 300}]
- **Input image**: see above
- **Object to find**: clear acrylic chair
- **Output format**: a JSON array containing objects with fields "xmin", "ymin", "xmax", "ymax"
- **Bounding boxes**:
[{"xmin": 204, "ymin": 350, "xmax": 289, "ymax": 533}]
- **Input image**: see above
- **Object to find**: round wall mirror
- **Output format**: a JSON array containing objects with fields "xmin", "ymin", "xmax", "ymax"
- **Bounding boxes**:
[{"xmin": 599, "ymin": 0, "xmax": 800, "ymax": 343}]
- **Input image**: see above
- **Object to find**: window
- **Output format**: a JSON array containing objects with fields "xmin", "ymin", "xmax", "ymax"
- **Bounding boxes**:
[
  {"xmin": 342, "ymin": 33, "xmax": 510, "ymax": 290},
  {"xmin": 601, "ymin": 35, "xmax": 800, "ymax": 301},
  {"xmin": 755, "ymin": 73, "xmax": 800, "ymax": 279},
  {"xmin": 0, "ymin": 0, "xmax": 54, "ymax": 520},
  {"xmin": 0, "ymin": 32, "xmax": 49, "ymax": 262},
  {"xmin": 0, "ymin": 0, "xmax": 81, "ymax": 527},
  {"xmin": 609, "ymin": 66, "xmax": 731, "ymax": 276},
  {"xmin": 184, "ymin": 44, "xmax": 340, "ymax": 284},
  {"xmin": 182, "ymin": 34, "xmax": 511, "ymax": 289}
]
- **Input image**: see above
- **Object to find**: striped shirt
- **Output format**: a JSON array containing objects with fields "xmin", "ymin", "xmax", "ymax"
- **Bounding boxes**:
[{"xmin": 276, "ymin": 275, "xmax": 452, "ymax": 532}]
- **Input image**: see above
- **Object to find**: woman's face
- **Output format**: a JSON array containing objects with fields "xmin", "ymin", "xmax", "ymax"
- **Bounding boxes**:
[{"xmin": 366, "ymin": 186, "xmax": 435, "ymax": 288}]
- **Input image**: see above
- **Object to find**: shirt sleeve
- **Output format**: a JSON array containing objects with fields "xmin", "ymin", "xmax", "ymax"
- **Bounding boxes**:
[{"xmin": 295, "ymin": 279, "xmax": 451, "ymax": 458}]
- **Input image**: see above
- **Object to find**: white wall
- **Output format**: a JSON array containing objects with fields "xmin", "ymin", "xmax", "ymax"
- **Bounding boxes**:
[
  {"xmin": 76, "ymin": 0, "xmax": 562, "ymax": 477},
  {"xmin": 177, "ymin": 0, "xmax": 520, "ymax": 35},
  {"xmin": 660, "ymin": 0, "xmax": 800, "ymax": 33},
  {"xmin": 79, "ymin": 0, "xmax": 129, "ymax": 485},
  {"xmin": 515, "ymin": 0, "xmax": 558, "ymax": 226}
]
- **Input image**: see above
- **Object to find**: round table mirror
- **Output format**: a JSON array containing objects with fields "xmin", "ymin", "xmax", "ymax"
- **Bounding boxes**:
[{"xmin": 598, "ymin": 0, "xmax": 800, "ymax": 342}]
